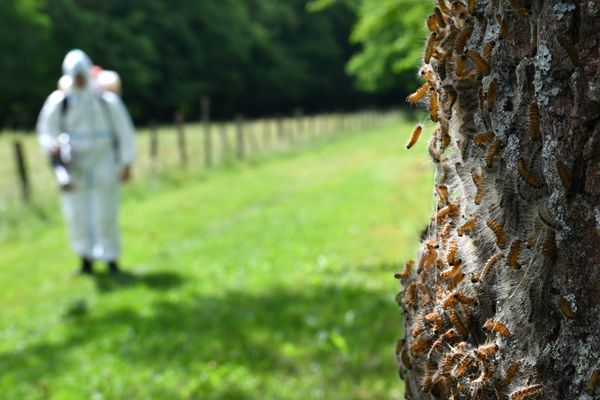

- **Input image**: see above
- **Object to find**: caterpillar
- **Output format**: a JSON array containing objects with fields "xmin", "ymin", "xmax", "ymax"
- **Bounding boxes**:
[
  {"xmin": 449, "ymin": 308, "xmax": 469, "ymax": 337},
  {"xmin": 518, "ymin": 158, "xmax": 544, "ymax": 188},
  {"xmin": 437, "ymin": 0, "xmax": 450, "ymax": 15},
  {"xmin": 425, "ymin": 312, "xmax": 444, "ymax": 333},
  {"xmin": 467, "ymin": 0, "xmax": 476, "ymax": 15},
  {"xmin": 510, "ymin": 384, "xmax": 543, "ymax": 400},
  {"xmin": 455, "ymin": 55, "xmax": 466, "ymax": 78},
  {"xmin": 485, "ymin": 139, "xmax": 503, "ymax": 168},
  {"xmin": 472, "ymin": 172, "xmax": 484, "ymax": 205},
  {"xmin": 440, "ymin": 262, "xmax": 462, "ymax": 279},
  {"xmin": 448, "ymin": 271, "xmax": 465, "ymax": 289},
  {"xmin": 446, "ymin": 239, "xmax": 459, "ymax": 265},
  {"xmin": 453, "ymin": 354, "xmax": 475, "ymax": 378},
  {"xmin": 436, "ymin": 203, "xmax": 460, "ymax": 222},
  {"xmin": 471, "ymin": 367, "xmax": 493, "ymax": 386},
  {"xmin": 406, "ymin": 124, "xmax": 424, "ymax": 149},
  {"xmin": 481, "ymin": 253, "xmax": 503, "ymax": 280},
  {"xmin": 508, "ymin": 0, "xmax": 529, "ymax": 18},
  {"xmin": 394, "ymin": 260, "xmax": 414, "ymax": 280},
  {"xmin": 486, "ymin": 219, "xmax": 506, "ymax": 249},
  {"xmin": 474, "ymin": 343, "xmax": 499, "ymax": 361},
  {"xmin": 411, "ymin": 336, "xmax": 432, "ymax": 356},
  {"xmin": 434, "ymin": 7, "xmax": 447, "ymax": 29},
  {"xmin": 441, "ymin": 222, "xmax": 453, "ymax": 239},
  {"xmin": 556, "ymin": 160, "xmax": 572, "ymax": 191},
  {"xmin": 507, "ymin": 239, "xmax": 522, "ymax": 269},
  {"xmin": 467, "ymin": 50, "xmax": 491, "ymax": 77},
  {"xmin": 424, "ymin": 33, "xmax": 438, "ymax": 64},
  {"xmin": 458, "ymin": 217, "xmax": 479, "ymax": 236},
  {"xmin": 395, "ymin": 338, "xmax": 406, "ymax": 355},
  {"xmin": 427, "ymin": 14, "xmax": 438, "ymax": 32},
  {"xmin": 483, "ymin": 318, "xmax": 510, "ymax": 337},
  {"xmin": 441, "ymin": 352, "xmax": 463, "ymax": 376},
  {"xmin": 589, "ymin": 370, "xmax": 599, "ymax": 395},
  {"xmin": 504, "ymin": 361, "xmax": 521, "ymax": 385},
  {"xmin": 401, "ymin": 348, "xmax": 412, "ymax": 369},
  {"xmin": 483, "ymin": 41, "xmax": 496, "ymax": 64},
  {"xmin": 496, "ymin": 15, "xmax": 508, "ymax": 39},
  {"xmin": 429, "ymin": 88, "xmax": 440, "ymax": 122},
  {"xmin": 529, "ymin": 101, "xmax": 540, "ymax": 139},
  {"xmin": 405, "ymin": 282, "xmax": 417, "ymax": 306},
  {"xmin": 455, "ymin": 24, "xmax": 474, "ymax": 55},
  {"xmin": 412, "ymin": 320, "xmax": 427, "ymax": 337},
  {"xmin": 543, "ymin": 229, "xmax": 556, "ymax": 257},
  {"xmin": 557, "ymin": 295, "xmax": 577, "ymax": 319},
  {"xmin": 474, "ymin": 131, "xmax": 495, "ymax": 146},
  {"xmin": 407, "ymin": 82, "xmax": 430, "ymax": 104},
  {"xmin": 437, "ymin": 184, "xmax": 449, "ymax": 205},
  {"xmin": 453, "ymin": 292, "xmax": 478, "ymax": 306},
  {"xmin": 487, "ymin": 79, "xmax": 497, "ymax": 112}
]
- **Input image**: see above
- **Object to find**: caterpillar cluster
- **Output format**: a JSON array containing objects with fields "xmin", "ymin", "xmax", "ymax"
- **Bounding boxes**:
[{"xmin": 393, "ymin": 0, "xmax": 591, "ymax": 398}]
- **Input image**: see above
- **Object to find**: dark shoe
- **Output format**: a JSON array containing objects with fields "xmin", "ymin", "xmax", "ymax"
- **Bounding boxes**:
[
  {"xmin": 108, "ymin": 261, "xmax": 121, "ymax": 274},
  {"xmin": 79, "ymin": 257, "xmax": 93, "ymax": 275}
]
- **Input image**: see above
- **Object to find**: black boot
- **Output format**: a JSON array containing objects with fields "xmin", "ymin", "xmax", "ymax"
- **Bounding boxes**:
[
  {"xmin": 108, "ymin": 260, "xmax": 121, "ymax": 274},
  {"xmin": 80, "ymin": 257, "xmax": 93, "ymax": 274}
]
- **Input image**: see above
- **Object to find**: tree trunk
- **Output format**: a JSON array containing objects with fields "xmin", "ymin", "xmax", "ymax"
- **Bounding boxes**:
[{"xmin": 396, "ymin": 0, "xmax": 600, "ymax": 399}]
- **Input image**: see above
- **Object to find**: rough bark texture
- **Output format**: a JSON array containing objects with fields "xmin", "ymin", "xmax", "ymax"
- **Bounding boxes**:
[{"xmin": 396, "ymin": 0, "xmax": 600, "ymax": 399}]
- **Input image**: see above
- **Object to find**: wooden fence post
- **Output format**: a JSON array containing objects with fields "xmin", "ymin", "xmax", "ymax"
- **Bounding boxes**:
[
  {"xmin": 175, "ymin": 111, "xmax": 188, "ymax": 168},
  {"xmin": 276, "ymin": 116, "xmax": 285, "ymax": 149},
  {"xmin": 219, "ymin": 122, "xmax": 230, "ymax": 162},
  {"xmin": 149, "ymin": 120, "xmax": 158, "ymax": 165},
  {"xmin": 201, "ymin": 96, "xmax": 212, "ymax": 168},
  {"xmin": 13, "ymin": 140, "xmax": 30, "ymax": 201},
  {"xmin": 295, "ymin": 108, "xmax": 304, "ymax": 144},
  {"xmin": 262, "ymin": 118, "xmax": 272, "ymax": 151},
  {"xmin": 235, "ymin": 114, "xmax": 245, "ymax": 160}
]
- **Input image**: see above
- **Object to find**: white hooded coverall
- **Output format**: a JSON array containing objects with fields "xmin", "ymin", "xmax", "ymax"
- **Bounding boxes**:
[{"xmin": 37, "ymin": 49, "xmax": 136, "ymax": 262}]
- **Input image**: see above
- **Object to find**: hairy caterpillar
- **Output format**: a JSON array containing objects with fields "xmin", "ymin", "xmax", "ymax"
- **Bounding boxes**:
[
  {"xmin": 518, "ymin": 159, "xmax": 544, "ymax": 188},
  {"xmin": 496, "ymin": 15, "xmax": 508, "ymax": 39},
  {"xmin": 507, "ymin": 240, "xmax": 522, "ymax": 269},
  {"xmin": 504, "ymin": 361, "xmax": 521, "ymax": 385},
  {"xmin": 556, "ymin": 160, "xmax": 572, "ymax": 191},
  {"xmin": 455, "ymin": 24, "xmax": 474, "ymax": 55},
  {"xmin": 454, "ymin": 292, "xmax": 478, "ymax": 306},
  {"xmin": 412, "ymin": 320, "xmax": 427, "ymax": 337},
  {"xmin": 425, "ymin": 312, "xmax": 444, "ymax": 333},
  {"xmin": 474, "ymin": 131, "xmax": 494, "ymax": 146},
  {"xmin": 467, "ymin": 0, "xmax": 476, "ymax": 15},
  {"xmin": 483, "ymin": 41, "xmax": 495, "ymax": 64},
  {"xmin": 487, "ymin": 79, "xmax": 497, "ymax": 112},
  {"xmin": 437, "ymin": 0, "xmax": 450, "ymax": 15},
  {"xmin": 405, "ymin": 282, "xmax": 417, "ymax": 306},
  {"xmin": 434, "ymin": 7, "xmax": 447, "ymax": 29},
  {"xmin": 441, "ymin": 262, "xmax": 462, "ymax": 279},
  {"xmin": 543, "ymin": 229, "xmax": 556, "ymax": 257},
  {"xmin": 529, "ymin": 101, "xmax": 540, "ymax": 140},
  {"xmin": 424, "ymin": 33, "xmax": 438, "ymax": 64},
  {"xmin": 446, "ymin": 240, "xmax": 459, "ymax": 265},
  {"xmin": 483, "ymin": 319, "xmax": 510, "ymax": 337},
  {"xmin": 448, "ymin": 271, "xmax": 465, "ymax": 289},
  {"xmin": 481, "ymin": 253, "xmax": 503, "ymax": 280},
  {"xmin": 455, "ymin": 55, "xmax": 466, "ymax": 78},
  {"xmin": 449, "ymin": 308, "xmax": 469, "ymax": 337},
  {"xmin": 406, "ymin": 124, "xmax": 424, "ymax": 149},
  {"xmin": 453, "ymin": 354, "xmax": 475, "ymax": 378},
  {"xmin": 557, "ymin": 295, "xmax": 577, "ymax": 319},
  {"xmin": 510, "ymin": 384, "xmax": 543, "ymax": 400},
  {"xmin": 472, "ymin": 172, "xmax": 484, "ymax": 205},
  {"xmin": 474, "ymin": 343, "xmax": 498, "ymax": 361},
  {"xmin": 589, "ymin": 370, "xmax": 599, "ymax": 395},
  {"xmin": 395, "ymin": 338, "xmax": 406, "ymax": 355},
  {"xmin": 438, "ymin": 185, "xmax": 449, "ymax": 205},
  {"xmin": 441, "ymin": 222, "xmax": 453, "ymax": 239},
  {"xmin": 467, "ymin": 50, "xmax": 491, "ymax": 77},
  {"xmin": 429, "ymin": 88, "xmax": 440, "ymax": 122},
  {"xmin": 407, "ymin": 82, "xmax": 430, "ymax": 104},
  {"xmin": 486, "ymin": 219, "xmax": 506, "ymax": 249},
  {"xmin": 508, "ymin": 0, "xmax": 529, "ymax": 17},
  {"xmin": 478, "ymin": 86, "xmax": 486, "ymax": 115},
  {"xmin": 401, "ymin": 348, "xmax": 412, "ymax": 369},
  {"xmin": 394, "ymin": 260, "xmax": 414, "ymax": 280},
  {"xmin": 427, "ymin": 14, "xmax": 439, "ymax": 32},
  {"xmin": 458, "ymin": 217, "xmax": 479, "ymax": 236},
  {"xmin": 436, "ymin": 203, "xmax": 460, "ymax": 222},
  {"xmin": 485, "ymin": 139, "xmax": 503, "ymax": 167},
  {"xmin": 411, "ymin": 336, "xmax": 432, "ymax": 356}
]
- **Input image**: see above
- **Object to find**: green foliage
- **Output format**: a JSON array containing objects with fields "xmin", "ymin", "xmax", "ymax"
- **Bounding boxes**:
[
  {"xmin": 0, "ymin": 119, "xmax": 433, "ymax": 398},
  {"xmin": 1, "ymin": 0, "xmax": 386, "ymax": 128},
  {"xmin": 311, "ymin": 0, "xmax": 431, "ymax": 93}
]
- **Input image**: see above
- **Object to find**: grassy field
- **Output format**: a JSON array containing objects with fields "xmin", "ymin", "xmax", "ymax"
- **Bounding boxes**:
[{"xmin": 0, "ymin": 116, "xmax": 433, "ymax": 399}]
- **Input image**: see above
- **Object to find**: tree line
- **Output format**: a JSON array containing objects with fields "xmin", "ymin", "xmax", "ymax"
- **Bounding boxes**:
[{"xmin": 1, "ymin": 0, "xmax": 428, "ymax": 129}]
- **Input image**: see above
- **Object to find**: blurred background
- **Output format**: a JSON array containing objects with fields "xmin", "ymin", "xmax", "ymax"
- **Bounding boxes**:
[{"xmin": 0, "ymin": 0, "xmax": 434, "ymax": 398}]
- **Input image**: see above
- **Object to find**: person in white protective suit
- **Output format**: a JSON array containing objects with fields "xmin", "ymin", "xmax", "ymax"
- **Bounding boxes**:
[{"xmin": 37, "ymin": 49, "xmax": 136, "ymax": 274}]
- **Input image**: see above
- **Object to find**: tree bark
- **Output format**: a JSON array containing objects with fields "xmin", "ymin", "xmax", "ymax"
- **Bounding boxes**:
[{"xmin": 397, "ymin": 0, "xmax": 600, "ymax": 399}]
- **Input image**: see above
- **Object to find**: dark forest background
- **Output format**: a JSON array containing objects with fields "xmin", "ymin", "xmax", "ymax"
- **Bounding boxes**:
[{"xmin": 0, "ymin": 0, "xmax": 429, "ymax": 128}]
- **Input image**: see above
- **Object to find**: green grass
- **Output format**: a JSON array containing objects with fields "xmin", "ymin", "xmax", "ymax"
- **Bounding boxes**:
[{"xmin": 0, "ymin": 117, "xmax": 433, "ymax": 399}]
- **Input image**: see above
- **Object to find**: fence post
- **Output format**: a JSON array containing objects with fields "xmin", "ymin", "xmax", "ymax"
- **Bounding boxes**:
[
  {"xmin": 276, "ymin": 116, "xmax": 285, "ymax": 149},
  {"xmin": 175, "ymin": 111, "xmax": 188, "ymax": 168},
  {"xmin": 13, "ymin": 140, "xmax": 30, "ymax": 202},
  {"xmin": 295, "ymin": 108, "xmax": 304, "ymax": 144},
  {"xmin": 262, "ymin": 117, "xmax": 272, "ymax": 151},
  {"xmin": 149, "ymin": 120, "xmax": 158, "ymax": 165},
  {"xmin": 201, "ymin": 96, "xmax": 212, "ymax": 168},
  {"xmin": 219, "ymin": 122, "xmax": 230, "ymax": 162},
  {"xmin": 235, "ymin": 114, "xmax": 245, "ymax": 160}
]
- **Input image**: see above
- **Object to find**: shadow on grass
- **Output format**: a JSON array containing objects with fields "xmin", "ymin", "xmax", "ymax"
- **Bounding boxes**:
[
  {"xmin": 88, "ymin": 270, "xmax": 185, "ymax": 293},
  {"xmin": 0, "ymin": 284, "xmax": 401, "ymax": 399}
]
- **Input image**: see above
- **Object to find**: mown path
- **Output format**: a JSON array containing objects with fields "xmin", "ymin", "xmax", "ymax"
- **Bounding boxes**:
[{"xmin": 0, "ymin": 119, "xmax": 432, "ymax": 399}]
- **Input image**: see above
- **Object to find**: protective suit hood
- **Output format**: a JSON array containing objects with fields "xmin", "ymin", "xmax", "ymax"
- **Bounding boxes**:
[{"xmin": 62, "ymin": 49, "xmax": 93, "ymax": 88}]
